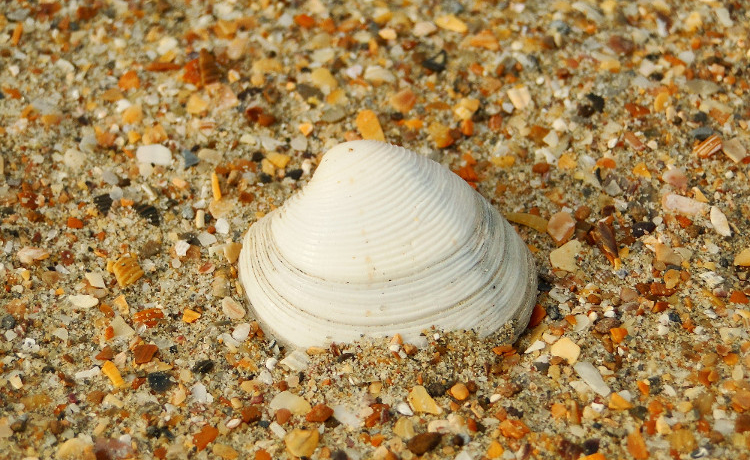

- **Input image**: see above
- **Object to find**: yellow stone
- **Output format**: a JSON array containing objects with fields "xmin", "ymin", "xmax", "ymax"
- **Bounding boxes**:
[
  {"xmin": 299, "ymin": 122, "xmax": 314, "ymax": 136},
  {"xmin": 408, "ymin": 385, "xmax": 442, "ymax": 414},
  {"xmin": 550, "ymin": 336, "xmax": 581, "ymax": 364},
  {"xmin": 558, "ymin": 153, "xmax": 577, "ymax": 169},
  {"xmin": 101, "ymin": 361, "xmax": 125, "ymax": 387},
  {"xmin": 599, "ymin": 59, "xmax": 621, "ymax": 72},
  {"xmin": 654, "ymin": 92, "xmax": 670, "ymax": 112},
  {"xmin": 490, "ymin": 155, "xmax": 516, "ymax": 168},
  {"xmin": 310, "ymin": 68, "xmax": 338, "ymax": 91},
  {"xmin": 211, "ymin": 172, "xmax": 222, "ymax": 201},
  {"xmin": 393, "ymin": 417, "xmax": 415, "ymax": 439},
  {"xmin": 632, "ymin": 162, "xmax": 651, "ymax": 179},
  {"xmin": 355, "ymin": 109, "xmax": 386, "ymax": 141},
  {"xmin": 122, "ymin": 104, "xmax": 143, "ymax": 124},
  {"xmin": 450, "ymin": 383, "xmax": 470, "ymax": 401},
  {"xmin": 267, "ymin": 152, "xmax": 291, "ymax": 169},
  {"xmin": 609, "ymin": 392, "xmax": 633, "ymax": 410},
  {"xmin": 285, "ymin": 428, "xmax": 319, "ymax": 457},
  {"xmin": 183, "ymin": 309, "xmax": 201, "ymax": 323},
  {"xmin": 186, "ymin": 94, "xmax": 209, "ymax": 114},
  {"xmin": 487, "ymin": 440, "xmax": 504, "ymax": 458},
  {"xmin": 435, "ymin": 15, "xmax": 468, "ymax": 33},
  {"xmin": 734, "ymin": 248, "xmax": 750, "ymax": 266}
]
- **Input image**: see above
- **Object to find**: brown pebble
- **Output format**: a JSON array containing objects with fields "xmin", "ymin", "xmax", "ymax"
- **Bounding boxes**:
[
  {"xmin": 406, "ymin": 432, "xmax": 441, "ymax": 455},
  {"xmin": 306, "ymin": 404, "xmax": 334, "ymax": 422},
  {"xmin": 241, "ymin": 406, "xmax": 262, "ymax": 423},
  {"xmin": 736, "ymin": 413, "xmax": 750, "ymax": 433},
  {"xmin": 276, "ymin": 408, "xmax": 292, "ymax": 424}
]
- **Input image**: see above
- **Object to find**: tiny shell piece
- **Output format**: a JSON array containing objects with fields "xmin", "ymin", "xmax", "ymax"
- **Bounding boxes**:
[{"xmin": 112, "ymin": 255, "xmax": 144, "ymax": 287}]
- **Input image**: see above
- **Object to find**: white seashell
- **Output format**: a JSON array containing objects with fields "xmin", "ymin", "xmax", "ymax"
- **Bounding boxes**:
[{"xmin": 238, "ymin": 141, "xmax": 537, "ymax": 348}]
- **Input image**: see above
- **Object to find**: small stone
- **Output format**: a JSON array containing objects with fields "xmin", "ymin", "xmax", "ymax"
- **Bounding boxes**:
[
  {"xmin": 667, "ymin": 428, "xmax": 696, "ymax": 453},
  {"xmin": 406, "ymin": 432, "xmax": 441, "ymax": 455},
  {"xmin": 393, "ymin": 417, "xmax": 415, "ymax": 439},
  {"xmin": 499, "ymin": 419, "xmax": 530, "ymax": 439},
  {"xmin": 269, "ymin": 391, "xmax": 311, "ymax": 415},
  {"xmin": 136, "ymin": 144, "xmax": 172, "ymax": 166},
  {"xmin": 285, "ymin": 428, "xmax": 319, "ymax": 457},
  {"xmin": 573, "ymin": 361, "xmax": 611, "ymax": 396},
  {"xmin": 306, "ymin": 404, "xmax": 333, "ymax": 422},
  {"xmin": 449, "ymin": 383, "xmax": 470, "ymax": 401},
  {"xmin": 723, "ymin": 138, "xmax": 748, "ymax": 163},
  {"xmin": 193, "ymin": 425, "xmax": 219, "ymax": 452},
  {"xmin": 487, "ymin": 440, "xmax": 504, "ymax": 458},
  {"xmin": 133, "ymin": 344, "xmax": 159, "ymax": 364},
  {"xmin": 408, "ymin": 385, "xmax": 442, "ymax": 414},
  {"xmin": 662, "ymin": 168, "xmax": 687, "ymax": 189},
  {"xmin": 389, "ymin": 88, "xmax": 417, "ymax": 114},
  {"xmin": 63, "ymin": 148, "xmax": 85, "ymax": 169},
  {"xmin": 147, "ymin": 371, "xmax": 174, "ymax": 392},
  {"xmin": 310, "ymin": 68, "xmax": 337, "ymax": 91},
  {"xmin": 735, "ymin": 248, "xmax": 750, "ymax": 266},
  {"xmin": 57, "ymin": 437, "xmax": 94, "ymax": 459},
  {"xmin": 67, "ymin": 294, "xmax": 98, "ymax": 309},
  {"xmin": 413, "ymin": 21, "xmax": 437, "ymax": 37},
  {"xmin": 661, "ymin": 193, "xmax": 707, "ymax": 216},
  {"xmin": 355, "ymin": 109, "xmax": 385, "ymax": 141},
  {"xmin": 547, "ymin": 212, "xmax": 576, "ymax": 245},
  {"xmin": 626, "ymin": 430, "xmax": 649, "ymax": 459},
  {"xmin": 464, "ymin": 29, "xmax": 499, "ymax": 50},
  {"xmin": 186, "ymin": 94, "xmax": 210, "ymax": 114},
  {"xmin": 435, "ymin": 15, "xmax": 467, "ymax": 33},
  {"xmin": 222, "ymin": 297, "xmax": 246, "ymax": 320},
  {"xmin": 241, "ymin": 406, "xmax": 262, "ymax": 423},
  {"xmin": 427, "ymin": 122, "xmax": 454, "ymax": 149},
  {"xmin": 550, "ymin": 337, "xmax": 580, "ymax": 364},
  {"xmin": 735, "ymin": 414, "xmax": 750, "ymax": 433},
  {"xmin": 550, "ymin": 240, "xmax": 581, "ymax": 272},
  {"xmin": 17, "ymin": 246, "xmax": 50, "ymax": 264},
  {"xmin": 212, "ymin": 443, "xmax": 238, "ymax": 460},
  {"xmin": 609, "ymin": 393, "xmax": 633, "ymax": 410},
  {"xmin": 710, "ymin": 206, "xmax": 731, "ymax": 237},
  {"xmin": 507, "ymin": 86, "xmax": 532, "ymax": 110}
]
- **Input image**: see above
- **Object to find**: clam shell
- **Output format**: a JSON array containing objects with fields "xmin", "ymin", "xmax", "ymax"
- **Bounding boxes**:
[{"xmin": 239, "ymin": 141, "xmax": 537, "ymax": 348}]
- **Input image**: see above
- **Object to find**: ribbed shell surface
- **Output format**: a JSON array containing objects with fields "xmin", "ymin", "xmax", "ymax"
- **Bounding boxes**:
[{"xmin": 239, "ymin": 141, "xmax": 537, "ymax": 348}]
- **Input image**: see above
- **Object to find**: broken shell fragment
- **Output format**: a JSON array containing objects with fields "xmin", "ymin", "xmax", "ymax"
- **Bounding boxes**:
[{"xmin": 238, "ymin": 141, "xmax": 538, "ymax": 348}]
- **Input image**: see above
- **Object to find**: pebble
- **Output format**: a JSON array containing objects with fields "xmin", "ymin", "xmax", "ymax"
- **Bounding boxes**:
[
  {"xmin": 573, "ymin": 361, "xmax": 611, "ymax": 396},
  {"xmin": 550, "ymin": 240, "xmax": 582, "ymax": 272},
  {"xmin": 269, "ymin": 390, "xmax": 311, "ymax": 415},
  {"xmin": 734, "ymin": 248, "xmax": 750, "ymax": 266},
  {"xmin": 550, "ymin": 337, "xmax": 581, "ymax": 364},
  {"xmin": 136, "ymin": 144, "xmax": 172, "ymax": 166},
  {"xmin": 221, "ymin": 297, "xmax": 246, "ymax": 320},
  {"xmin": 67, "ymin": 294, "xmax": 98, "ymax": 309},
  {"xmin": 709, "ymin": 206, "xmax": 731, "ymax": 236},
  {"xmin": 408, "ymin": 385, "xmax": 442, "ymax": 414},
  {"xmin": 306, "ymin": 404, "xmax": 334, "ymax": 422},
  {"xmin": 449, "ymin": 383, "xmax": 470, "ymax": 401},
  {"xmin": 661, "ymin": 193, "xmax": 707, "ymax": 215},
  {"xmin": 284, "ymin": 428, "xmax": 319, "ymax": 457},
  {"xmin": 406, "ymin": 432, "xmax": 442, "ymax": 455},
  {"xmin": 147, "ymin": 371, "xmax": 174, "ymax": 392},
  {"xmin": 547, "ymin": 212, "xmax": 576, "ymax": 245},
  {"xmin": 393, "ymin": 417, "xmax": 415, "ymax": 439}
]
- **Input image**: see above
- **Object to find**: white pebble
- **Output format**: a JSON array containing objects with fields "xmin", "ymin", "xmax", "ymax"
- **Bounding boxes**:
[
  {"xmin": 215, "ymin": 218, "xmax": 230, "ymax": 235},
  {"xmin": 136, "ymin": 144, "xmax": 172, "ymax": 166},
  {"xmin": 231, "ymin": 323, "xmax": 252, "ymax": 341},
  {"xmin": 573, "ymin": 361, "xmax": 611, "ymax": 396},
  {"xmin": 709, "ymin": 206, "xmax": 731, "ymax": 237}
]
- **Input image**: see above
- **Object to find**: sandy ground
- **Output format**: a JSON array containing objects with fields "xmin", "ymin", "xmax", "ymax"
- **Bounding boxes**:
[{"xmin": 1, "ymin": 1, "xmax": 750, "ymax": 459}]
